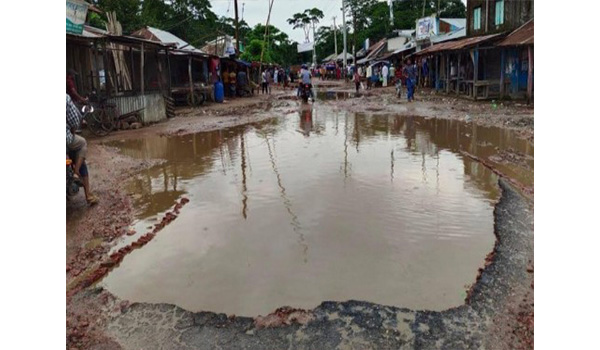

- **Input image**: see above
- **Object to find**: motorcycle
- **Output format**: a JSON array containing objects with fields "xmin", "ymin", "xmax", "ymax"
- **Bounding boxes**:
[
  {"xmin": 299, "ymin": 83, "xmax": 311, "ymax": 103},
  {"xmin": 67, "ymin": 105, "xmax": 93, "ymax": 198},
  {"xmin": 66, "ymin": 155, "xmax": 83, "ymax": 197}
]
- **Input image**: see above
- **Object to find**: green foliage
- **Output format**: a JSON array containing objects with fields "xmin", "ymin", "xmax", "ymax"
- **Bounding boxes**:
[
  {"xmin": 315, "ymin": 25, "xmax": 343, "ymax": 61},
  {"xmin": 240, "ymin": 24, "xmax": 299, "ymax": 66},
  {"xmin": 392, "ymin": 0, "xmax": 466, "ymax": 30},
  {"xmin": 241, "ymin": 39, "xmax": 272, "ymax": 63}
]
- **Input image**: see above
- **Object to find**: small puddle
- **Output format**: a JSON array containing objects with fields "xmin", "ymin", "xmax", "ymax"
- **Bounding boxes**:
[
  {"xmin": 101, "ymin": 105, "xmax": 533, "ymax": 316},
  {"xmin": 316, "ymin": 90, "xmax": 355, "ymax": 100}
]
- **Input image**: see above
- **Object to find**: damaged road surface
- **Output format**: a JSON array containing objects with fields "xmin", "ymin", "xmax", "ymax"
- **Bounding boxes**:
[{"xmin": 67, "ymin": 90, "xmax": 533, "ymax": 349}]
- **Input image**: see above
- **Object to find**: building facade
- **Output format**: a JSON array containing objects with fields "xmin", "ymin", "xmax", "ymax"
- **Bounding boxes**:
[{"xmin": 466, "ymin": 0, "xmax": 533, "ymax": 37}]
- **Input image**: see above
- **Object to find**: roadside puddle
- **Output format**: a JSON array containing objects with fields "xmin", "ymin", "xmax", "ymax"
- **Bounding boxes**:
[{"xmin": 100, "ymin": 105, "xmax": 533, "ymax": 316}]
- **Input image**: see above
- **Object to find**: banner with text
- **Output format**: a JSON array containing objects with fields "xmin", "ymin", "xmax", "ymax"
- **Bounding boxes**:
[{"xmin": 66, "ymin": 0, "xmax": 89, "ymax": 35}]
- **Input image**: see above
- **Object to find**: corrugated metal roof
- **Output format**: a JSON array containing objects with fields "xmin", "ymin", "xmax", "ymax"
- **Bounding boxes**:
[
  {"xmin": 431, "ymin": 28, "xmax": 466, "ymax": 44},
  {"xmin": 381, "ymin": 44, "xmax": 416, "ymax": 59},
  {"xmin": 440, "ymin": 18, "xmax": 466, "ymax": 29},
  {"xmin": 417, "ymin": 32, "xmax": 504, "ymax": 55},
  {"xmin": 131, "ymin": 26, "xmax": 204, "ymax": 53},
  {"xmin": 497, "ymin": 19, "xmax": 534, "ymax": 46},
  {"xmin": 321, "ymin": 53, "xmax": 337, "ymax": 62},
  {"xmin": 367, "ymin": 39, "xmax": 387, "ymax": 55},
  {"xmin": 336, "ymin": 52, "xmax": 354, "ymax": 61}
]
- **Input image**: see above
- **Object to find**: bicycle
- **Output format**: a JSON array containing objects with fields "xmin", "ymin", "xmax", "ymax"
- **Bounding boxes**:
[{"xmin": 88, "ymin": 93, "xmax": 119, "ymax": 135}]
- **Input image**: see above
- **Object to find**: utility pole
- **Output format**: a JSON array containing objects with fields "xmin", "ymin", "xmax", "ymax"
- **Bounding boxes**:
[
  {"xmin": 312, "ymin": 20, "xmax": 317, "ymax": 67},
  {"xmin": 333, "ymin": 16, "xmax": 337, "ymax": 57},
  {"xmin": 259, "ymin": 0, "xmax": 275, "ymax": 83},
  {"xmin": 342, "ymin": 0, "xmax": 347, "ymax": 72},
  {"xmin": 234, "ymin": 0, "xmax": 240, "ymax": 54},
  {"xmin": 389, "ymin": 0, "xmax": 394, "ymax": 26}
]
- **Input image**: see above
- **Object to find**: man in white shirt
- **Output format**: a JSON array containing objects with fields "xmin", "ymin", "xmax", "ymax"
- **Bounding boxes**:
[{"xmin": 382, "ymin": 64, "xmax": 389, "ymax": 87}]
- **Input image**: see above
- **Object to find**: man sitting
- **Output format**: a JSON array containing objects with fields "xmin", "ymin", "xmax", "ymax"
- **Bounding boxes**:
[{"xmin": 66, "ymin": 94, "xmax": 98, "ymax": 205}]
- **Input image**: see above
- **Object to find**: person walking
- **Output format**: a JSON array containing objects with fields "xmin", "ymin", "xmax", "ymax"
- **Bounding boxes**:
[
  {"xmin": 266, "ymin": 69, "xmax": 272, "ymax": 94},
  {"xmin": 382, "ymin": 64, "xmax": 389, "ymax": 87},
  {"xmin": 261, "ymin": 70, "xmax": 268, "ymax": 94},
  {"xmin": 366, "ymin": 64, "xmax": 373, "ymax": 90},
  {"xmin": 403, "ymin": 59, "xmax": 417, "ymax": 102},
  {"xmin": 353, "ymin": 69, "xmax": 361, "ymax": 94},
  {"xmin": 283, "ymin": 69, "xmax": 289, "ymax": 90}
]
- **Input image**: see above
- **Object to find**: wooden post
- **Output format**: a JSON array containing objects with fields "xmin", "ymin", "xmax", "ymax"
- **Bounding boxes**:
[
  {"xmin": 457, "ymin": 53, "xmax": 461, "ymax": 95},
  {"xmin": 234, "ymin": 0, "xmax": 240, "ymax": 54},
  {"xmin": 129, "ymin": 47, "xmax": 135, "ymax": 91},
  {"xmin": 527, "ymin": 45, "xmax": 533, "ymax": 103},
  {"xmin": 156, "ymin": 49, "xmax": 164, "ymax": 93},
  {"xmin": 500, "ymin": 48, "xmax": 505, "ymax": 96},
  {"xmin": 435, "ymin": 54, "xmax": 439, "ymax": 92},
  {"xmin": 140, "ymin": 42, "xmax": 145, "ymax": 94},
  {"xmin": 446, "ymin": 54, "xmax": 450, "ymax": 93},
  {"xmin": 166, "ymin": 49, "xmax": 172, "ymax": 95},
  {"xmin": 188, "ymin": 55, "xmax": 195, "ymax": 105},
  {"xmin": 258, "ymin": 0, "xmax": 275, "ymax": 85},
  {"xmin": 473, "ymin": 49, "xmax": 479, "ymax": 100},
  {"xmin": 102, "ymin": 41, "xmax": 112, "ymax": 97},
  {"xmin": 92, "ymin": 42, "xmax": 101, "ymax": 92}
]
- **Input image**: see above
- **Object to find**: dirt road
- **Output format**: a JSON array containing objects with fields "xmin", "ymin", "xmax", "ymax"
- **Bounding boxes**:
[{"xmin": 66, "ymin": 81, "xmax": 533, "ymax": 349}]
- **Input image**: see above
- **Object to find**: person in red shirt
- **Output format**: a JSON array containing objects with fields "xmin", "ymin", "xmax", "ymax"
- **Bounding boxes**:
[{"xmin": 66, "ymin": 69, "xmax": 88, "ymax": 104}]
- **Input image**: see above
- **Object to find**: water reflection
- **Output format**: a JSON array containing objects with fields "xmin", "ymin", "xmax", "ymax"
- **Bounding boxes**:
[{"xmin": 103, "ymin": 106, "xmax": 533, "ymax": 316}]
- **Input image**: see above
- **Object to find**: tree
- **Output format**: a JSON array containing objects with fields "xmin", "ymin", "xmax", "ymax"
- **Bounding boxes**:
[
  {"xmin": 91, "ymin": 0, "xmax": 143, "ymax": 34},
  {"xmin": 344, "ymin": 0, "xmax": 378, "ymax": 62},
  {"xmin": 315, "ymin": 25, "xmax": 343, "ymax": 61},
  {"xmin": 287, "ymin": 8, "xmax": 324, "ymax": 42},
  {"xmin": 287, "ymin": 13, "xmax": 311, "ymax": 42},
  {"xmin": 240, "ymin": 24, "xmax": 300, "ymax": 66},
  {"xmin": 91, "ymin": 0, "xmax": 218, "ymax": 46},
  {"xmin": 392, "ymin": 0, "xmax": 466, "ymax": 30}
]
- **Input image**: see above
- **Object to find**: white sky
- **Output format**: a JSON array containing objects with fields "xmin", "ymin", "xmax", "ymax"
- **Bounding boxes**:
[{"xmin": 208, "ymin": 0, "xmax": 467, "ymax": 43}]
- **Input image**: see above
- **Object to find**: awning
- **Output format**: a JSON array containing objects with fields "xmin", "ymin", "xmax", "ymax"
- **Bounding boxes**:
[
  {"xmin": 380, "ymin": 45, "xmax": 416, "ymax": 60},
  {"xmin": 497, "ymin": 19, "xmax": 533, "ymax": 46},
  {"xmin": 416, "ymin": 32, "xmax": 504, "ymax": 56}
]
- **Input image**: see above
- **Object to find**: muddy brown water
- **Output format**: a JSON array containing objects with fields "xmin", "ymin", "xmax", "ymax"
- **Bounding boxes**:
[{"xmin": 101, "ymin": 104, "xmax": 533, "ymax": 316}]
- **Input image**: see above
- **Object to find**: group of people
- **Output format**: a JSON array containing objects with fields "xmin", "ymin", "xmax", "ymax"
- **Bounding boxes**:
[
  {"xmin": 222, "ymin": 67, "xmax": 250, "ymax": 98},
  {"xmin": 315, "ymin": 64, "xmax": 346, "ymax": 81},
  {"xmin": 352, "ymin": 59, "xmax": 417, "ymax": 102},
  {"xmin": 259, "ymin": 66, "xmax": 315, "ymax": 101},
  {"xmin": 260, "ymin": 67, "xmax": 295, "ymax": 95}
]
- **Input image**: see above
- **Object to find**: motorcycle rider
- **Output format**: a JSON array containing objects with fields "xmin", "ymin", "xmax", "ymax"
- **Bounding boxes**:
[
  {"xmin": 67, "ymin": 94, "xmax": 98, "ymax": 205},
  {"xmin": 297, "ymin": 64, "xmax": 315, "ymax": 102}
]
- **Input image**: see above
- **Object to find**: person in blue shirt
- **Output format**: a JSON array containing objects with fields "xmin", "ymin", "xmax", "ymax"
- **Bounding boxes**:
[
  {"xmin": 403, "ymin": 59, "xmax": 417, "ymax": 102},
  {"xmin": 298, "ymin": 64, "xmax": 315, "ymax": 102}
]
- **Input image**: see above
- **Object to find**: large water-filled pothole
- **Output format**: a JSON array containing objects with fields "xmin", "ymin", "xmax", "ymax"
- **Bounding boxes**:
[{"xmin": 100, "ymin": 105, "xmax": 533, "ymax": 316}]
